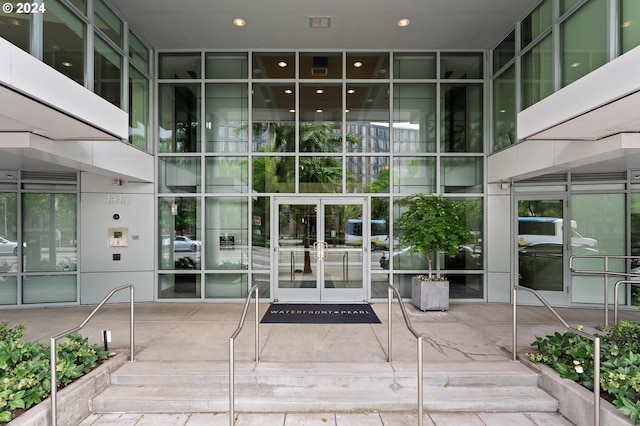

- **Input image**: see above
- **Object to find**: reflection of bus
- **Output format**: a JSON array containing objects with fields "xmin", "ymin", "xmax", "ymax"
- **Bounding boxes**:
[{"xmin": 345, "ymin": 219, "xmax": 389, "ymax": 250}]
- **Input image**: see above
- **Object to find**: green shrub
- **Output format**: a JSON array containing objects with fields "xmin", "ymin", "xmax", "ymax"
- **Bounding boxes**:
[
  {"xmin": 528, "ymin": 321, "xmax": 640, "ymax": 424},
  {"xmin": 0, "ymin": 322, "xmax": 109, "ymax": 423}
]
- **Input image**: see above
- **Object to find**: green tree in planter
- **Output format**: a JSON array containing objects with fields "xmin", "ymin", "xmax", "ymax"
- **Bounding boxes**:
[{"xmin": 396, "ymin": 193, "xmax": 473, "ymax": 280}]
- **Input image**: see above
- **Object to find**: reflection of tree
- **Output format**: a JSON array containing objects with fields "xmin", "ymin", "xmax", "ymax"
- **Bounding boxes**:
[{"xmin": 0, "ymin": 193, "xmax": 17, "ymax": 239}]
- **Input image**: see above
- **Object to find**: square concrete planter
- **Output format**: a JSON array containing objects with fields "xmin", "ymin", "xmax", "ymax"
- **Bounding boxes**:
[{"xmin": 411, "ymin": 277, "xmax": 449, "ymax": 311}]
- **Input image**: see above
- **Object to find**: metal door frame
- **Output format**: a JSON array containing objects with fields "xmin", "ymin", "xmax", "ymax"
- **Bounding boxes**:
[{"xmin": 272, "ymin": 196, "xmax": 369, "ymax": 302}]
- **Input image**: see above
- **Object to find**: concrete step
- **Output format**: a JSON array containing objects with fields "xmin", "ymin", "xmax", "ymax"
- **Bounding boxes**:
[
  {"xmin": 90, "ymin": 360, "xmax": 558, "ymax": 414},
  {"xmin": 108, "ymin": 360, "xmax": 541, "ymax": 388}
]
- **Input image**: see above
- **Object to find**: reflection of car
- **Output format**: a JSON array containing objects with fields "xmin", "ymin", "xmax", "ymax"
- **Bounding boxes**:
[
  {"xmin": 380, "ymin": 245, "xmax": 481, "ymax": 270},
  {"xmin": 163, "ymin": 236, "xmax": 201, "ymax": 252},
  {"xmin": 0, "ymin": 237, "xmax": 20, "ymax": 255}
]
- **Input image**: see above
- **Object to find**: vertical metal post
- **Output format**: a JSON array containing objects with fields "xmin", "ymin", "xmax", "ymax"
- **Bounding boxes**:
[
  {"xmin": 594, "ymin": 337, "xmax": 600, "ymax": 426},
  {"xmin": 255, "ymin": 293, "xmax": 259, "ymax": 363},
  {"xmin": 388, "ymin": 286, "xmax": 392, "ymax": 362},
  {"xmin": 604, "ymin": 257, "xmax": 609, "ymax": 327},
  {"xmin": 229, "ymin": 337, "xmax": 235, "ymax": 426},
  {"xmin": 417, "ymin": 335, "xmax": 423, "ymax": 426},
  {"xmin": 512, "ymin": 287, "xmax": 518, "ymax": 362},
  {"xmin": 50, "ymin": 338, "xmax": 57, "ymax": 426},
  {"xmin": 130, "ymin": 286, "xmax": 135, "ymax": 362}
]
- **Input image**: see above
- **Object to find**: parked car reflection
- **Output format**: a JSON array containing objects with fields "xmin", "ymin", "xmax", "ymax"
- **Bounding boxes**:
[
  {"xmin": 162, "ymin": 236, "xmax": 201, "ymax": 252},
  {"xmin": 380, "ymin": 245, "xmax": 481, "ymax": 270},
  {"xmin": 0, "ymin": 237, "xmax": 21, "ymax": 255}
]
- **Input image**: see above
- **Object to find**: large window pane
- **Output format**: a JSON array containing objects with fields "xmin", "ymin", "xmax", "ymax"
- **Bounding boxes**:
[
  {"xmin": 493, "ymin": 30, "xmax": 515, "ymax": 73},
  {"xmin": 299, "ymin": 84, "xmax": 342, "ymax": 152},
  {"xmin": 94, "ymin": 35, "xmax": 122, "ymax": 107},
  {"xmin": 299, "ymin": 156, "xmax": 343, "ymax": 193},
  {"xmin": 393, "ymin": 53, "xmax": 436, "ymax": 79},
  {"xmin": 346, "ymin": 83, "xmax": 389, "ymax": 154},
  {"xmin": 440, "ymin": 157, "xmax": 483, "ymax": 193},
  {"xmin": 300, "ymin": 52, "xmax": 342, "ymax": 79},
  {"xmin": 204, "ymin": 197, "xmax": 248, "ymax": 270},
  {"xmin": 571, "ymin": 193, "xmax": 625, "ymax": 304},
  {"xmin": 561, "ymin": 0, "xmax": 607, "ymax": 87},
  {"xmin": 158, "ymin": 274, "xmax": 201, "ymax": 299},
  {"xmin": 621, "ymin": 0, "xmax": 640, "ymax": 55},
  {"xmin": 346, "ymin": 156, "xmax": 390, "ymax": 193},
  {"xmin": 205, "ymin": 273, "xmax": 248, "ymax": 298},
  {"xmin": 521, "ymin": 0, "xmax": 552, "ymax": 49},
  {"xmin": 0, "ymin": 276, "xmax": 17, "ymax": 305},
  {"xmin": 158, "ymin": 157, "xmax": 201, "ymax": 193},
  {"xmin": 206, "ymin": 53, "xmax": 248, "ymax": 79},
  {"xmin": 205, "ymin": 157, "xmax": 248, "ymax": 193},
  {"xmin": 492, "ymin": 66, "xmax": 516, "ymax": 152},
  {"xmin": 393, "ymin": 84, "xmax": 436, "ymax": 153},
  {"xmin": 23, "ymin": 192, "xmax": 77, "ymax": 273},
  {"xmin": 159, "ymin": 83, "xmax": 201, "ymax": 153},
  {"xmin": 0, "ymin": 3, "xmax": 30, "ymax": 52},
  {"xmin": 129, "ymin": 66, "xmax": 149, "ymax": 151},
  {"xmin": 631, "ymin": 194, "xmax": 640, "ymax": 306},
  {"xmin": 252, "ymin": 53, "xmax": 295, "ymax": 79},
  {"xmin": 43, "ymin": 0, "xmax": 85, "ymax": 86},
  {"xmin": 23, "ymin": 275, "xmax": 76, "ymax": 303},
  {"xmin": 252, "ymin": 197, "xmax": 271, "ymax": 270},
  {"xmin": 393, "ymin": 157, "xmax": 436, "ymax": 193},
  {"xmin": 129, "ymin": 32, "xmax": 149, "ymax": 73},
  {"xmin": 158, "ymin": 197, "xmax": 201, "ymax": 271},
  {"xmin": 522, "ymin": 35, "xmax": 554, "ymax": 109},
  {"xmin": 0, "ymin": 192, "xmax": 18, "ymax": 274},
  {"xmin": 346, "ymin": 52, "xmax": 390, "ymax": 79},
  {"xmin": 441, "ymin": 84, "xmax": 483, "ymax": 153},
  {"xmin": 252, "ymin": 156, "xmax": 295, "ymax": 193},
  {"xmin": 440, "ymin": 53, "xmax": 483, "ymax": 79},
  {"xmin": 206, "ymin": 84, "xmax": 248, "ymax": 153},
  {"xmin": 159, "ymin": 53, "xmax": 201, "ymax": 79},
  {"xmin": 252, "ymin": 84, "xmax": 295, "ymax": 153},
  {"xmin": 444, "ymin": 199, "xmax": 483, "ymax": 271},
  {"xmin": 94, "ymin": 0, "xmax": 122, "ymax": 48}
]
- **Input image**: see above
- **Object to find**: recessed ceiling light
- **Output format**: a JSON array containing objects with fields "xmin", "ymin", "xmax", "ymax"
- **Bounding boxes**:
[
  {"xmin": 622, "ymin": 20, "xmax": 633, "ymax": 28},
  {"xmin": 353, "ymin": 61, "xmax": 363, "ymax": 68},
  {"xmin": 284, "ymin": 89, "xmax": 293, "ymax": 94},
  {"xmin": 397, "ymin": 18, "xmax": 410, "ymax": 27},
  {"xmin": 233, "ymin": 18, "xmax": 246, "ymax": 27},
  {"xmin": 289, "ymin": 109, "xmax": 295, "ymax": 113},
  {"xmin": 62, "ymin": 61, "xmax": 73, "ymax": 67},
  {"xmin": 347, "ymin": 89, "xmax": 355, "ymax": 94},
  {"xmin": 316, "ymin": 109, "xmax": 323, "ymax": 113},
  {"xmin": 316, "ymin": 89, "xmax": 324, "ymax": 94},
  {"xmin": 278, "ymin": 61, "xmax": 288, "ymax": 67},
  {"xmin": 571, "ymin": 62, "xmax": 581, "ymax": 68}
]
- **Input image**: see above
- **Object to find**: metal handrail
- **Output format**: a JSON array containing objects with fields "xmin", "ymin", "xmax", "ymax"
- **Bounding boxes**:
[
  {"xmin": 229, "ymin": 285, "xmax": 260, "ymax": 426},
  {"xmin": 513, "ymin": 285, "xmax": 601, "ymax": 426},
  {"xmin": 569, "ymin": 254, "xmax": 640, "ymax": 327},
  {"xmin": 614, "ymin": 280, "xmax": 638, "ymax": 326},
  {"xmin": 387, "ymin": 285, "xmax": 423, "ymax": 426},
  {"xmin": 50, "ymin": 284, "xmax": 135, "ymax": 426}
]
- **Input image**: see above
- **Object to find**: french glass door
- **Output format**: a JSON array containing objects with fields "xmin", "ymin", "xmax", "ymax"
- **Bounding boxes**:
[
  {"xmin": 516, "ymin": 196, "xmax": 569, "ymax": 305},
  {"xmin": 273, "ymin": 197, "xmax": 367, "ymax": 302}
]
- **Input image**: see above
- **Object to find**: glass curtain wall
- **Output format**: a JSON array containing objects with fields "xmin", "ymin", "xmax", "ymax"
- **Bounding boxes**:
[
  {"xmin": 491, "ymin": 0, "xmax": 640, "ymax": 152},
  {"xmin": 2, "ymin": 0, "xmax": 151, "ymax": 151},
  {"xmin": 157, "ymin": 51, "xmax": 485, "ymax": 301},
  {"xmin": 0, "ymin": 175, "xmax": 78, "ymax": 306}
]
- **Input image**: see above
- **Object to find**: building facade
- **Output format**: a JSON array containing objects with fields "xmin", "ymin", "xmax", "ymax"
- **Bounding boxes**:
[{"xmin": 0, "ymin": 0, "xmax": 639, "ymax": 308}]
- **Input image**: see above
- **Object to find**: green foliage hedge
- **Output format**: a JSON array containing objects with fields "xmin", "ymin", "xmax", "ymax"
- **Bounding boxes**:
[
  {"xmin": 0, "ymin": 322, "xmax": 109, "ymax": 423},
  {"xmin": 528, "ymin": 321, "xmax": 640, "ymax": 424}
]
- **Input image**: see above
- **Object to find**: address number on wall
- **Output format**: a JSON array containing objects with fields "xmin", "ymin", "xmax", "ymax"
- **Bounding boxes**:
[{"xmin": 106, "ymin": 195, "xmax": 131, "ymax": 205}]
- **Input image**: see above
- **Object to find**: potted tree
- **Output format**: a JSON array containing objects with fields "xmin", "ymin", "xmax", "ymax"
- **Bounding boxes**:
[{"xmin": 395, "ymin": 193, "xmax": 473, "ymax": 311}]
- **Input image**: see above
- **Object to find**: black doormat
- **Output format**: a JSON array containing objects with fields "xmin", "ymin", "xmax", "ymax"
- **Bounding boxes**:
[{"xmin": 261, "ymin": 303, "xmax": 381, "ymax": 324}]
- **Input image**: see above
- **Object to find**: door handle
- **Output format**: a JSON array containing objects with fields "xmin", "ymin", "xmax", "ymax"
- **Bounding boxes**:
[{"xmin": 313, "ymin": 240, "xmax": 329, "ymax": 260}]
